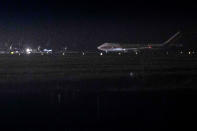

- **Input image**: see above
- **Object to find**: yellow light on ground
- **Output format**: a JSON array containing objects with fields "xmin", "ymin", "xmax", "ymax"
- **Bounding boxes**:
[{"xmin": 10, "ymin": 52, "xmax": 14, "ymax": 55}]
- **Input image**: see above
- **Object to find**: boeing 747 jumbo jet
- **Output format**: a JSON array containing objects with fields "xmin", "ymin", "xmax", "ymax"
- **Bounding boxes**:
[{"xmin": 97, "ymin": 32, "xmax": 181, "ymax": 53}]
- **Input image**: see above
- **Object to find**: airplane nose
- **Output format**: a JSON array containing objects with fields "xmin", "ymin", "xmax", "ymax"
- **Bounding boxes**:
[{"xmin": 97, "ymin": 45, "xmax": 102, "ymax": 50}]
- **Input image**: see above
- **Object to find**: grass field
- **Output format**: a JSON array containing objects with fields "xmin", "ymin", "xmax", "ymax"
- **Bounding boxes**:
[
  {"xmin": 0, "ymin": 53, "xmax": 197, "ymax": 128},
  {"xmin": 0, "ymin": 53, "xmax": 197, "ymax": 88}
]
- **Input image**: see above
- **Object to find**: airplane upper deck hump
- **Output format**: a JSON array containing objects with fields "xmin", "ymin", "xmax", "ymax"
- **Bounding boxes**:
[{"xmin": 162, "ymin": 31, "xmax": 181, "ymax": 46}]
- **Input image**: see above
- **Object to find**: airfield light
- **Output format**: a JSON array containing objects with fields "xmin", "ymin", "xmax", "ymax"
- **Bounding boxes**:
[
  {"xmin": 130, "ymin": 72, "xmax": 134, "ymax": 77},
  {"xmin": 189, "ymin": 51, "xmax": 191, "ymax": 55},
  {"xmin": 166, "ymin": 51, "xmax": 168, "ymax": 55},
  {"xmin": 180, "ymin": 51, "xmax": 183, "ymax": 54},
  {"xmin": 100, "ymin": 52, "xmax": 103, "ymax": 56},
  {"xmin": 26, "ymin": 48, "xmax": 32, "ymax": 54},
  {"xmin": 62, "ymin": 52, "xmax": 65, "ymax": 55},
  {"xmin": 135, "ymin": 52, "xmax": 138, "ymax": 55},
  {"xmin": 82, "ymin": 52, "xmax": 85, "ymax": 55},
  {"xmin": 118, "ymin": 52, "xmax": 121, "ymax": 55},
  {"xmin": 193, "ymin": 51, "xmax": 195, "ymax": 54},
  {"xmin": 26, "ymin": 48, "xmax": 30, "ymax": 52}
]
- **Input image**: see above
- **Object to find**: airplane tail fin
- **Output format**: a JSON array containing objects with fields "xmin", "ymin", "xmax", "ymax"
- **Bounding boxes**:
[{"xmin": 162, "ymin": 31, "xmax": 181, "ymax": 46}]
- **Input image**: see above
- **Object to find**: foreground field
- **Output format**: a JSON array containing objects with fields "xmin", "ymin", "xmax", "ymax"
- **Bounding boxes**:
[
  {"xmin": 0, "ymin": 53, "xmax": 197, "ymax": 86},
  {"xmin": 0, "ymin": 53, "xmax": 197, "ymax": 129}
]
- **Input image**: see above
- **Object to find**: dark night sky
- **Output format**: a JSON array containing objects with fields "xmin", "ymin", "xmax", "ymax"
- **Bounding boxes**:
[{"xmin": 0, "ymin": 0, "xmax": 196, "ymax": 50}]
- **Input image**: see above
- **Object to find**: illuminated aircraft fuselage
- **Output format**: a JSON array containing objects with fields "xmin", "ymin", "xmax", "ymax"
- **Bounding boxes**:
[{"xmin": 97, "ymin": 32, "xmax": 181, "ymax": 52}]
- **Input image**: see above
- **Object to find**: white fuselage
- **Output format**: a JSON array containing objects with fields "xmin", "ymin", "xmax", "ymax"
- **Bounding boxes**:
[{"xmin": 97, "ymin": 32, "xmax": 181, "ymax": 52}]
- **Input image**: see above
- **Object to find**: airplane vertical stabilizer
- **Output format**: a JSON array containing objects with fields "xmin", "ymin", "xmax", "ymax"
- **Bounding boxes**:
[{"xmin": 162, "ymin": 32, "xmax": 181, "ymax": 46}]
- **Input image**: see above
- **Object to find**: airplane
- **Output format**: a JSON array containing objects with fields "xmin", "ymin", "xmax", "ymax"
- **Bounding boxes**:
[
  {"xmin": 97, "ymin": 32, "xmax": 182, "ymax": 53},
  {"xmin": 43, "ymin": 49, "xmax": 52, "ymax": 54}
]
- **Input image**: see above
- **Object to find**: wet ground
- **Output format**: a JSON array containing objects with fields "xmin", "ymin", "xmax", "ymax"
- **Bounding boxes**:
[{"xmin": 0, "ymin": 53, "xmax": 197, "ymax": 130}]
